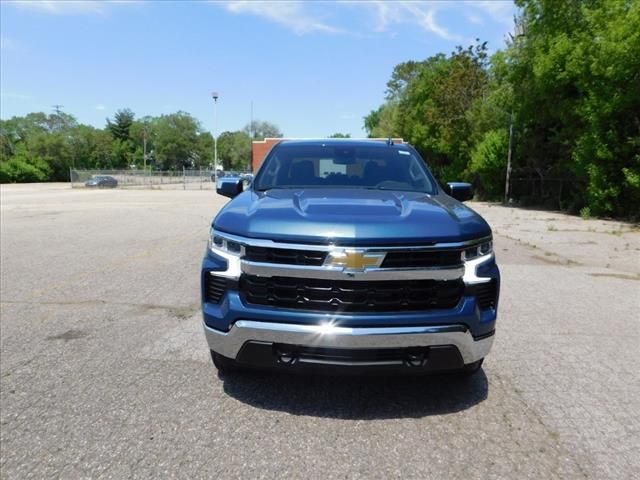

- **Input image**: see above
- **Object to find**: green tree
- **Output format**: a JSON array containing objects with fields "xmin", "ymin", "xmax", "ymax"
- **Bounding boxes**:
[
  {"xmin": 0, "ymin": 142, "xmax": 51, "ymax": 183},
  {"xmin": 510, "ymin": 0, "xmax": 640, "ymax": 216},
  {"xmin": 365, "ymin": 42, "xmax": 489, "ymax": 181},
  {"xmin": 197, "ymin": 132, "xmax": 214, "ymax": 168},
  {"xmin": 1, "ymin": 112, "xmax": 75, "ymax": 181},
  {"xmin": 26, "ymin": 131, "xmax": 73, "ymax": 180},
  {"xmin": 82, "ymin": 129, "xmax": 114, "ymax": 169},
  {"xmin": 0, "ymin": 157, "xmax": 49, "ymax": 183},
  {"xmin": 467, "ymin": 129, "xmax": 508, "ymax": 200},
  {"xmin": 107, "ymin": 109, "xmax": 135, "ymax": 141},
  {"xmin": 364, "ymin": 104, "xmax": 398, "ymax": 138},
  {"xmin": 154, "ymin": 112, "xmax": 209, "ymax": 170},
  {"xmin": 110, "ymin": 139, "xmax": 134, "ymax": 169},
  {"xmin": 69, "ymin": 124, "xmax": 113, "ymax": 169},
  {"xmin": 218, "ymin": 131, "xmax": 251, "ymax": 170},
  {"xmin": 128, "ymin": 118, "xmax": 157, "ymax": 168},
  {"xmin": 243, "ymin": 120, "xmax": 283, "ymax": 140},
  {"xmin": 328, "ymin": 133, "xmax": 351, "ymax": 138}
]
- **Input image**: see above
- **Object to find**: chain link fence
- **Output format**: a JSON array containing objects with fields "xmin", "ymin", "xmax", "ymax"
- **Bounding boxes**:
[
  {"xmin": 70, "ymin": 169, "xmax": 251, "ymax": 190},
  {"xmin": 509, "ymin": 176, "xmax": 586, "ymax": 211}
]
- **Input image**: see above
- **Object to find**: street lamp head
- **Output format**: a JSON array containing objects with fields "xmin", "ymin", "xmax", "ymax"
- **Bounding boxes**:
[{"xmin": 212, "ymin": 91, "xmax": 219, "ymax": 101}]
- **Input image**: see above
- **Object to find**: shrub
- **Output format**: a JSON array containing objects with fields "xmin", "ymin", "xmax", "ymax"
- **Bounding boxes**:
[
  {"xmin": 467, "ymin": 129, "xmax": 508, "ymax": 200},
  {"xmin": 0, "ymin": 158, "xmax": 49, "ymax": 183}
]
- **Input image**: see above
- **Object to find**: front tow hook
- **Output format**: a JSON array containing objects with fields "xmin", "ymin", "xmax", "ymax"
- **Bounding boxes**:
[
  {"xmin": 276, "ymin": 349, "xmax": 297, "ymax": 365},
  {"xmin": 405, "ymin": 352, "xmax": 426, "ymax": 367}
]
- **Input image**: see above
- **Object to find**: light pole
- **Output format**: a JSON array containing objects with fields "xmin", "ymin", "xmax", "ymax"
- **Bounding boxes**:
[{"xmin": 212, "ymin": 91, "xmax": 219, "ymax": 176}]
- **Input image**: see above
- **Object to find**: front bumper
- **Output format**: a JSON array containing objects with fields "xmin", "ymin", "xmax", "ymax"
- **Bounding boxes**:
[{"xmin": 204, "ymin": 320, "xmax": 493, "ymax": 366}]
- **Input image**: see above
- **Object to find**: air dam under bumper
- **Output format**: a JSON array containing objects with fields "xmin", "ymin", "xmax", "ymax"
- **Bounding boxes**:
[{"xmin": 204, "ymin": 320, "xmax": 493, "ymax": 366}]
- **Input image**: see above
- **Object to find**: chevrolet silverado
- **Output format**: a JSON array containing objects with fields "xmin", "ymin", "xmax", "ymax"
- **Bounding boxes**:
[{"xmin": 202, "ymin": 139, "xmax": 499, "ymax": 375}]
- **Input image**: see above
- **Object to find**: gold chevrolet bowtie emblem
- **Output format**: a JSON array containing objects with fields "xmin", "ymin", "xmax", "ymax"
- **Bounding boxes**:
[{"xmin": 325, "ymin": 250, "xmax": 385, "ymax": 270}]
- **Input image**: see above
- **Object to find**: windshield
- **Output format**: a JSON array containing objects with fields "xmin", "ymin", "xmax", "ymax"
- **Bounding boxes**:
[{"xmin": 254, "ymin": 145, "xmax": 436, "ymax": 193}]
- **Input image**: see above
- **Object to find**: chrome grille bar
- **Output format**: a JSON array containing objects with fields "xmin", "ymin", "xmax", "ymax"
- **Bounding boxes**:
[{"xmin": 241, "ymin": 260, "xmax": 464, "ymax": 281}]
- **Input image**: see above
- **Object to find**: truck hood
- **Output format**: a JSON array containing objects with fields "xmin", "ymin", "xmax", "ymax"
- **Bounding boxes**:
[{"xmin": 213, "ymin": 189, "xmax": 491, "ymax": 245}]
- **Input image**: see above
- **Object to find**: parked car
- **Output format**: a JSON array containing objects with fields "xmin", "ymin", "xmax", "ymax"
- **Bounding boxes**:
[
  {"xmin": 240, "ymin": 173, "xmax": 254, "ymax": 184},
  {"xmin": 84, "ymin": 175, "xmax": 118, "ymax": 188},
  {"xmin": 211, "ymin": 170, "xmax": 225, "ymax": 182},
  {"xmin": 202, "ymin": 139, "xmax": 500, "ymax": 376}
]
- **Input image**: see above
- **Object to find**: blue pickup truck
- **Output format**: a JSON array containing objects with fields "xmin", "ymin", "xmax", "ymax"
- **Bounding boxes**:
[{"xmin": 201, "ymin": 139, "xmax": 499, "ymax": 375}]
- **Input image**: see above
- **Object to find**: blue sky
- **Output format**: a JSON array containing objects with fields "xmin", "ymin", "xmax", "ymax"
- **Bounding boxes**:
[{"xmin": 1, "ymin": 0, "xmax": 517, "ymax": 137}]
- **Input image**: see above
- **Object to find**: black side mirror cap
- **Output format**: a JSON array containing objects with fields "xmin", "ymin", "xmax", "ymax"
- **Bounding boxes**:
[
  {"xmin": 217, "ymin": 178, "xmax": 244, "ymax": 198},
  {"xmin": 446, "ymin": 182, "xmax": 474, "ymax": 202}
]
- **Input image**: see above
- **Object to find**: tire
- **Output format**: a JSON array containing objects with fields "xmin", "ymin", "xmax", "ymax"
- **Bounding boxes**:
[
  {"xmin": 459, "ymin": 358, "xmax": 484, "ymax": 376},
  {"xmin": 210, "ymin": 350, "xmax": 240, "ymax": 374}
]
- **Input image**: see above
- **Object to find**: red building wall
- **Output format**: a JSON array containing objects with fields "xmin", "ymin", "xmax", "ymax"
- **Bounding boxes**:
[{"xmin": 252, "ymin": 138, "xmax": 282, "ymax": 172}]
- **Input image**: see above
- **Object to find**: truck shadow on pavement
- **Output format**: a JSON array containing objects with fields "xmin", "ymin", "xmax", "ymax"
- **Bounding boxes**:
[{"xmin": 219, "ymin": 370, "xmax": 488, "ymax": 419}]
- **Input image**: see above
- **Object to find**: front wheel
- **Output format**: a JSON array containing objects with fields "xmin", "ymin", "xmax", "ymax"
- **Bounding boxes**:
[{"xmin": 210, "ymin": 350, "xmax": 240, "ymax": 374}]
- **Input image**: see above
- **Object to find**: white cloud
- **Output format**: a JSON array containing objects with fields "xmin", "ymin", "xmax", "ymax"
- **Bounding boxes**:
[
  {"xmin": 221, "ymin": 1, "xmax": 461, "ymax": 40},
  {"xmin": 10, "ymin": 0, "xmax": 140, "ymax": 16},
  {"xmin": 351, "ymin": 1, "xmax": 515, "ymax": 40},
  {"xmin": 467, "ymin": 14, "xmax": 484, "ymax": 25},
  {"xmin": 0, "ymin": 91, "xmax": 34, "ymax": 100},
  {"xmin": 215, "ymin": 1, "xmax": 515, "ymax": 41},
  {"xmin": 1, "ymin": 36, "xmax": 17, "ymax": 50},
  {"xmin": 365, "ymin": 0, "xmax": 404, "ymax": 33},
  {"xmin": 95, "ymin": 104, "xmax": 106, "ymax": 111},
  {"xmin": 466, "ymin": 1, "xmax": 514, "ymax": 28},
  {"xmin": 223, "ymin": 1, "xmax": 341, "ymax": 35},
  {"xmin": 401, "ymin": 3, "xmax": 460, "ymax": 41}
]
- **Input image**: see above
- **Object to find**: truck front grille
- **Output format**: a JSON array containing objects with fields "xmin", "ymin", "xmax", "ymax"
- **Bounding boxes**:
[
  {"xmin": 240, "ymin": 275, "xmax": 464, "ymax": 312},
  {"xmin": 244, "ymin": 246, "xmax": 462, "ymax": 269},
  {"xmin": 244, "ymin": 246, "xmax": 327, "ymax": 266},
  {"xmin": 381, "ymin": 250, "xmax": 462, "ymax": 268}
]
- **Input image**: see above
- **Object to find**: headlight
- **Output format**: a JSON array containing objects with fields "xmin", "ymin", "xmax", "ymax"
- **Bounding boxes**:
[
  {"xmin": 209, "ymin": 230, "xmax": 243, "ymax": 256},
  {"xmin": 462, "ymin": 240, "xmax": 492, "ymax": 261}
]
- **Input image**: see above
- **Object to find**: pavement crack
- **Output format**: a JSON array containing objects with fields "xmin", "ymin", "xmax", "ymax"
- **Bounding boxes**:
[{"xmin": 494, "ymin": 372, "xmax": 590, "ymax": 479}]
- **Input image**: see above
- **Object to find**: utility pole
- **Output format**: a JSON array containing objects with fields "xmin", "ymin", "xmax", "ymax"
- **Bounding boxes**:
[
  {"xmin": 250, "ymin": 100, "xmax": 254, "ymax": 139},
  {"xmin": 212, "ymin": 91, "xmax": 219, "ymax": 176},
  {"xmin": 143, "ymin": 124, "xmax": 148, "ymax": 170},
  {"xmin": 52, "ymin": 104, "xmax": 64, "ymax": 115},
  {"xmin": 504, "ymin": 18, "xmax": 526, "ymax": 204},
  {"xmin": 504, "ymin": 112, "xmax": 514, "ymax": 204}
]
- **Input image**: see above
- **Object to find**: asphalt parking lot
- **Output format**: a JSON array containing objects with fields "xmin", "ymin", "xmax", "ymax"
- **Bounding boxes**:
[{"xmin": 1, "ymin": 183, "xmax": 639, "ymax": 479}]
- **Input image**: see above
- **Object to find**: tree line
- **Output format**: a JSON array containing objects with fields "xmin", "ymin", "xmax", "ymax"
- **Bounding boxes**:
[
  {"xmin": 364, "ymin": 0, "xmax": 639, "ymax": 219},
  {"xmin": 0, "ymin": 108, "xmax": 283, "ymax": 182}
]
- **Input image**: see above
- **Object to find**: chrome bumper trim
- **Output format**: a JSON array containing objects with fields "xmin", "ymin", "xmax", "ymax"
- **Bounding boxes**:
[
  {"xmin": 241, "ymin": 261, "xmax": 465, "ymax": 281},
  {"xmin": 204, "ymin": 321, "xmax": 493, "ymax": 364}
]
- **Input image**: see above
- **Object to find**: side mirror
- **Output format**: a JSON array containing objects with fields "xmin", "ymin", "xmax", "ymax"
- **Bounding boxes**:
[
  {"xmin": 217, "ymin": 178, "xmax": 243, "ymax": 198},
  {"xmin": 446, "ymin": 182, "xmax": 474, "ymax": 202}
]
